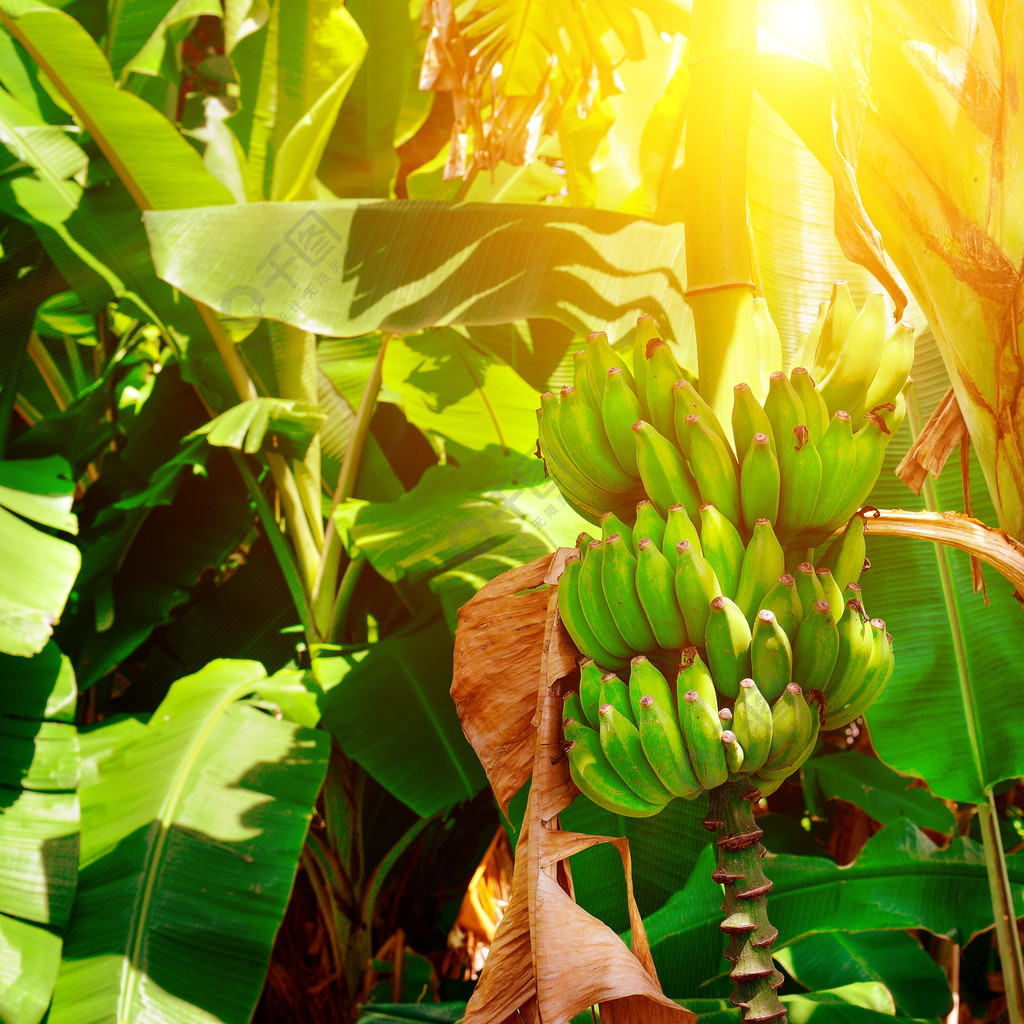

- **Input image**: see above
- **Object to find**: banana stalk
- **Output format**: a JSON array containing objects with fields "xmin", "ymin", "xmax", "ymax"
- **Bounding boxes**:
[
  {"xmin": 683, "ymin": 0, "xmax": 761, "ymax": 427},
  {"xmin": 704, "ymin": 779, "xmax": 786, "ymax": 1024}
]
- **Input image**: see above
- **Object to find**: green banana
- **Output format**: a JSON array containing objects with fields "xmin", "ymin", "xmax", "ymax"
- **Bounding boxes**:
[
  {"xmin": 856, "ymin": 320, "xmax": 915, "ymax": 420},
  {"xmin": 564, "ymin": 717, "xmax": 667, "ymax": 817},
  {"xmin": 721, "ymin": 729, "xmax": 746, "ymax": 776},
  {"xmin": 732, "ymin": 677, "xmax": 773, "ymax": 773},
  {"xmin": 818, "ymin": 291, "xmax": 887, "ymax": 418},
  {"xmin": 758, "ymin": 709, "xmax": 820, "ymax": 783},
  {"xmin": 843, "ymin": 580, "xmax": 867, "ymax": 619},
  {"xmin": 792, "ymin": 599, "xmax": 840, "ymax": 693},
  {"xmin": 735, "ymin": 518, "xmax": 786, "ymax": 622},
  {"xmin": 815, "ymin": 567, "xmax": 845, "ymax": 623},
  {"xmin": 628, "ymin": 655, "xmax": 678, "ymax": 726},
  {"xmin": 740, "ymin": 431, "xmax": 781, "ymax": 531},
  {"xmin": 704, "ymin": 595, "xmax": 753, "ymax": 700},
  {"xmin": 559, "ymin": 385, "xmax": 636, "ymax": 491},
  {"xmin": 637, "ymin": 693, "xmax": 703, "ymax": 798},
  {"xmin": 640, "ymin": 340, "xmax": 685, "ymax": 438},
  {"xmin": 632, "ymin": 315, "xmax": 661, "ymax": 412},
  {"xmin": 578, "ymin": 541, "xmax": 635, "ymax": 660},
  {"xmin": 677, "ymin": 647, "xmax": 720, "ymax": 720},
  {"xmin": 672, "ymin": 378, "xmax": 735, "ymax": 455},
  {"xmin": 635, "ymin": 538, "xmax": 688, "ymax": 650},
  {"xmin": 763, "ymin": 371, "xmax": 805, "ymax": 453},
  {"xmin": 601, "ymin": 366, "xmax": 643, "ymax": 475},
  {"xmin": 819, "ymin": 606, "xmax": 884, "ymax": 729},
  {"xmin": 750, "ymin": 608, "xmax": 793, "ymax": 702},
  {"xmin": 794, "ymin": 299, "xmax": 829, "ymax": 372},
  {"xmin": 587, "ymin": 330, "xmax": 634, "ymax": 392},
  {"xmin": 563, "ymin": 690, "xmax": 587, "ymax": 728},
  {"xmin": 732, "ymin": 381, "xmax": 776, "ymax": 457},
  {"xmin": 674, "ymin": 539, "xmax": 722, "ymax": 647},
  {"xmin": 557, "ymin": 554, "xmax": 629, "ymax": 668},
  {"xmin": 576, "ymin": 531, "xmax": 597, "ymax": 560},
  {"xmin": 778, "ymin": 424, "xmax": 823, "ymax": 534},
  {"xmin": 760, "ymin": 683, "xmax": 815, "ymax": 777},
  {"xmin": 578, "ymin": 658, "xmax": 606, "ymax": 727},
  {"xmin": 824, "ymin": 619, "xmax": 894, "ymax": 728},
  {"xmin": 633, "ymin": 419, "xmax": 702, "ymax": 519},
  {"xmin": 718, "ymin": 706, "xmax": 733, "ymax": 730},
  {"xmin": 699, "ymin": 503, "xmax": 745, "ymax": 600},
  {"xmin": 820, "ymin": 514, "xmax": 867, "ymax": 592},
  {"xmin": 811, "ymin": 281, "xmax": 857, "ymax": 381},
  {"xmin": 663, "ymin": 503, "xmax": 702, "ymax": 568},
  {"xmin": 601, "ymin": 534, "xmax": 659, "ymax": 652},
  {"xmin": 599, "ymin": 670, "xmax": 636, "ymax": 724},
  {"xmin": 600, "ymin": 511, "xmax": 633, "ymax": 552},
  {"xmin": 821, "ymin": 600, "xmax": 875, "ymax": 718},
  {"xmin": 760, "ymin": 573, "xmax": 802, "ymax": 639},
  {"xmin": 793, "ymin": 561, "xmax": 825, "ymax": 615},
  {"xmin": 681, "ymin": 414, "xmax": 742, "ymax": 528},
  {"xmin": 571, "ymin": 347, "xmax": 603, "ymax": 415},
  {"xmin": 599, "ymin": 702, "xmax": 675, "ymax": 804},
  {"xmin": 827, "ymin": 414, "xmax": 888, "ymax": 526},
  {"xmin": 537, "ymin": 398, "xmax": 615, "ymax": 519},
  {"xmin": 752, "ymin": 296, "xmax": 783, "ymax": 382},
  {"xmin": 812, "ymin": 409, "xmax": 858, "ymax": 527},
  {"xmin": 634, "ymin": 498, "xmax": 666, "ymax": 550},
  {"xmin": 790, "ymin": 366, "xmax": 828, "ymax": 441},
  {"xmin": 679, "ymin": 688, "xmax": 729, "ymax": 790}
]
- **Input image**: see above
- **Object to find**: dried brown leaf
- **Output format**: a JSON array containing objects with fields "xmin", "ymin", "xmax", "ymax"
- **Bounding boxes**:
[
  {"xmin": 462, "ymin": 585, "xmax": 695, "ymax": 1024},
  {"xmin": 860, "ymin": 506, "xmax": 1024, "ymax": 599},
  {"xmin": 896, "ymin": 386, "xmax": 970, "ymax": 494},
  {"xmin": 452, "ymin": 552, "xmax": 569, "ymax": 814}
]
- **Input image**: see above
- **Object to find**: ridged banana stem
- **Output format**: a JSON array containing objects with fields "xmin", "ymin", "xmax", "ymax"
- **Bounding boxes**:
[{"xmin": 704, "ymin": 779, "xmax": 787, "ymax": 1024}]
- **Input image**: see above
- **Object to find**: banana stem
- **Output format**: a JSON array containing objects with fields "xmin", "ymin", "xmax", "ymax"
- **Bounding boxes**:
[
  {"xmin": 979, "ymin": 792, "xmax": 1024, "ymax": 1024},
  {"xmin": 704, "ymin": 779, "xmax": 786, "ymax": 1024},
  {"xmin": 683, "ymin": 0, "xmax": 761, "ymax": 423}
]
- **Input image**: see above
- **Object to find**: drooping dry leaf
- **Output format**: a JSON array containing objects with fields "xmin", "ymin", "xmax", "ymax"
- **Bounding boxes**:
[
  {"xmin": 452, "ymin": 552, "xmax": 564, "ymax": 814},
  {"xmin": 460, "ymin": 583, "xmax": 696, "ymax": 1024},
  {"xmin": 896, "ymin": 386, "xmax": 970, "ymax": 494},
  {"xmin": 861, "ymin": 507, "xmax": 1024, "ymax": 599}
]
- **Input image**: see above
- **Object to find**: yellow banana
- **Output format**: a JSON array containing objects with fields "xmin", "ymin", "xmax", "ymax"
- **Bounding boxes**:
[
  {"xmin": 856, "ymin": 320, "xmax": 915, "ymax": 420},
  {"xmin": 818, "ymin": 291, "xmax": 887, "ymax": 418}
]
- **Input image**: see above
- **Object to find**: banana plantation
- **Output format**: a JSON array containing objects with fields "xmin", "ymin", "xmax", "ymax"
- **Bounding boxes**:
[{"xmin": 4, "ymin": 1, "xmax": 1024, "ymax": 1023}]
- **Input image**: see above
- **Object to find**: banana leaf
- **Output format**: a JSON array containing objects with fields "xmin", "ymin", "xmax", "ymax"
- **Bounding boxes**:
[
  {"xmin": 0, "ymin": 456, "xmax": 79, "ymax": 656},
  {"xmin": 0, "ymin": 642, "xmax": 78, "ymax": 1024},
  {"xmin": 773, "ymin": 931, "xmax": 952, "ymax": 1020},
  {"xmin": 143, "ymin": 200, "xmax": 689, "ymax": 345},
  {"xmin": 47, "ymin": 659, "xmax": 329, "ymax": 1024},
  {"xmin": 316, "ymin": 617, "xmax": 487, "ymax": 816},
  {"xmin": 641, "ymin": 818, "xmax": 1024, "ymax": 998}
]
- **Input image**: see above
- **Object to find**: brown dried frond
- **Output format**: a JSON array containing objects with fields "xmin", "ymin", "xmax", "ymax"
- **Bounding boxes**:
[
  {"xmin": 896, "ymin": 386, "xmax": 969, "ymax": 494},
  {"xmin": 457, "ymin": 579, "xmax": 696, "ymax": 1024},
  {"xmin": 419, "ymin": 0, "xmax": 641, "ymax": 178}
]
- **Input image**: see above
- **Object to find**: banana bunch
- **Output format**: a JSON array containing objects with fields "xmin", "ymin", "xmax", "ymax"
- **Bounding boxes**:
[
  {"xmin": 536, "ymin": 291, "xmax": 914, "ymax": 546},
  {"xmin": 559, "ymin": 511, "xmax": 896, "ymax": 808}
]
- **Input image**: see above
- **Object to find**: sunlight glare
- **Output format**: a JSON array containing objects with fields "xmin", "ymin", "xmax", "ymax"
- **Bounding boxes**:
[{"xmin": 759, "ymin": 0, "xmax": 827, "ymax": 63}]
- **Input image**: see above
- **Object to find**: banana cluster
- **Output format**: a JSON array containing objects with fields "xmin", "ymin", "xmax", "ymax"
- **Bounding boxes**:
[
  {"xmin": 558, "ymin": 509, "xmax": 895, "ymax": 809},
  {"xmin": 537, "ymin": 287, "xmax": 913, "ymax": 546}
]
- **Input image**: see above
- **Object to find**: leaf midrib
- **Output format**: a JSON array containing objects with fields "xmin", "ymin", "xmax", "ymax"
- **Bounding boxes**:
[{"xmin": 119, "ymin": 676, "xmax": 260, "ymax": 1018}]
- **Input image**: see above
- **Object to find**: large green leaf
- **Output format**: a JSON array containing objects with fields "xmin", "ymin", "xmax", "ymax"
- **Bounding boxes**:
[
  {"xmin": 0, "ymin": 2, "xmax": 232, "ymax": 211},
  {"xmin": 317, "ymin": 0, "xmax": 413, "ymax": 199},
  {"xmin": 316, "ymin": 618, "xmax": 487, "ymax": 816},
  {"xmin": 383, "ymin": 328, "xmax": 540, "ymax": 455},
  {"xmin": 47, "ymin": 659, "xmax": 329, "ymax": 1024},
  {"xmin": 774, "ymin": 931, "xmax": 952, "ymax": 1020},
  {"xmin": 333, "ymin": 447, "xmax": 588, "ymax": 625},
  {"xmin": 860, "ymin": 341, "xmax": 1024, "ymax": 802},
  {"xmin": 0, "ymin": 642, "xmax": 79, "ymax": 1024},
  {"xmin": 143, "ymin": 200, "xmax": 689, "ymax": 343},
  {"xmin": 0, "ymin": 457, "xmax": 79, "ymax": 656},
  {"xmin": 642, "ymin": 818, "xmax": 1024, "ymax": 998},
  {"xmin": 802, "ymin": 753, "xmax": 956, "ymax": 834}
]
